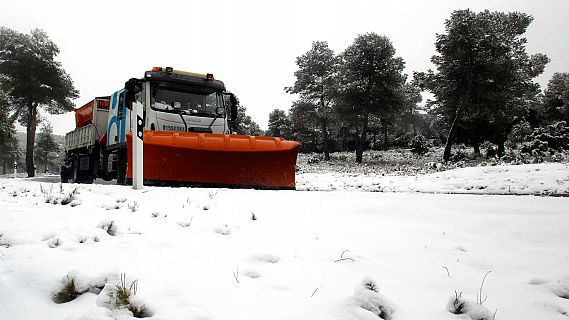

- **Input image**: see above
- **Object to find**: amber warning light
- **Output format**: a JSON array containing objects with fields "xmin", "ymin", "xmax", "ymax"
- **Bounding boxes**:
[{"xmin": 149, "ymin": 67, "xmax": 213, "ymax": 80}]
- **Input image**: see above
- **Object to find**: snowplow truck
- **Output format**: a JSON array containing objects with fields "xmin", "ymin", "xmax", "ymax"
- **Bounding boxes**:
[{"xmin": 61, "ymin": 67, "xmax": 300, "ymax": 189}]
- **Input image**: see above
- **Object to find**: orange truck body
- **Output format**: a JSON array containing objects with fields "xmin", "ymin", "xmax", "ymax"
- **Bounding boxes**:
[{"xmin": 74, "ymin": 99, "xmax": 109, "ymax": 128}]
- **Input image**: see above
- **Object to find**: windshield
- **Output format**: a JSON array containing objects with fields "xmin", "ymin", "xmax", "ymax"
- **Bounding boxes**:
[{"xmin": 151, "ymin": 85, "xmax": 223, "ymax": 117}]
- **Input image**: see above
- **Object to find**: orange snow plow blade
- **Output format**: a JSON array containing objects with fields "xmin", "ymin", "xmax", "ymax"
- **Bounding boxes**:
[{"xmin": 126, "ymin": 131, "xmax": 301, "ymax": 189}]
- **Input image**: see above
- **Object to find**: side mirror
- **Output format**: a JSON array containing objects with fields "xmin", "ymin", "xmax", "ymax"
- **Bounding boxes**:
[
  {"xmin": 124, "ymin": 78, "xmax": 140, "ymax": 110},
  {"xmin": 229, "ymin": 93, "xmax": 238, "ymax": 121},
  {"xmin": 223, "ymin": 92, "xmax": 239, "ymax": 121}
]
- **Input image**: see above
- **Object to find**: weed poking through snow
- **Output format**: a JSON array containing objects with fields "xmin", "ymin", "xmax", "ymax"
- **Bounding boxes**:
[
  {"xmin": 334, "ymin": 249, "xmax": 355, "ymax": 262},
  {"xmin": 128, "ymin": 201, "xmax": 139, "ymax": 212},
  {"xmin": 109, "ymin": 273, "xmax": 152, "ymax": 318},
  {"xmin": 448, "ymin": 291, "xmax": 466, "ymax": 314},
  {"xmin": 44, "ymin": 185, "xmax": 80, "ymax": 206},
  {"xmin": 0, "ymin": 233, "xmax": 10, "ymax": 248},
  {"xmin": 114, "ymin": 273, "xmax": 137, "ymax": 308},
  {"xmin": 52, "ymin": 276, "xmax": 80, "ymax": 303},
  {"xmin": 232, "ymin": 267, "xmax": 240, "ymax": 284},
  {"xmin": 477, "ymin": 271, "xmax": 492, "ymax": 305},
  {"xmin": 447, "ymin": 271, "xmax": 496, "ymax": 320},
  {"xmin": 52, "ymin": 272, "xmax": 109, "ymax": 304},
  {"xmin": 353, "ymin": 277, "xmax": 394, "ymax": 319},
  {"xmin": 98, "ymin": 220, "xmax": 118, "ymax": 236}
]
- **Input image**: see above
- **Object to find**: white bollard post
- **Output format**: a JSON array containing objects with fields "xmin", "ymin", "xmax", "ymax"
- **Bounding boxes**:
[
  {"xmin": 13, "ymin": 161, "xmax": 17, "ymax": 179},
  {"xmin": 132, "ymin": 102, "xmax": 144, "ymax": 190}
]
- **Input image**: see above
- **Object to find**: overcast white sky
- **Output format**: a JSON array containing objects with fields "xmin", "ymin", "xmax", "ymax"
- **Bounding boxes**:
[{"xmin": 2, "ymin": 0, "xmax": 568, "ymax": 135}]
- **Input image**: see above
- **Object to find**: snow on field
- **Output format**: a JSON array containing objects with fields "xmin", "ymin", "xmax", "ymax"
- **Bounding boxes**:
[
  {"xmin": 297, "ymin": 163, "xmax": 569, "ymax": 195},
  {"xmin": 1, "ymin": 164, "xmax": 569, "ymax": 320}
]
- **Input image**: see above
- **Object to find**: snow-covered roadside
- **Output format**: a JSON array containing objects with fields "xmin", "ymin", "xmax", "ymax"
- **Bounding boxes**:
[
  {"xmin": 297, "ymin": 163, "xmax": 569, "ymax": 195},
  {"xmin": 1, "ymin": 176, "xmax": 569, "ymax": 320}
]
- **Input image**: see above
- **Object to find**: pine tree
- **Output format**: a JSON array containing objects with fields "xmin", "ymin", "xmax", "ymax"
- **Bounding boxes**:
[
  {"xmin": 0, "ymin": 91, "xmax": 10, "ymax": 147},
  {"xmin": 541, "ymin": 72, "xmax": 569, "ymax": 123},
  {"xmin": 0, "ymin": 91, "xmax": 20, "ymax": 174},
  {"xmin": 0, "ymin": 27, "xmax": 78, "ymax": 177},
  {"xmin": 34, "ymin": 122, "xmax": 59, "ymax": 173},
  {"xmin": 417, "ymin": 10, "xmax": 548, "ymax": 161},
  {"xmin": 336, "ymin": 33, "xmax": 406, "ymax": 163},
  {"xmin": 232, "ymin": 105, "xmax": 262, "ymax": 136},
  {"xmin": 267, "ymin": 109, "xmax": 292, "ymax": 139},
  {"xmin": 289, "ymin": 98, "xmax": 322, "ymax": 152},
  {"xmin": 286, "ymin": 41, "xmax": 338, "ymax": 160}
]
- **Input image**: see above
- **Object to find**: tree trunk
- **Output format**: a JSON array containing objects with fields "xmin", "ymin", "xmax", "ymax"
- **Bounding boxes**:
[
  {"xmin": 356, "ymin": 111, "xmax": 369, "ymax": 163},
  {"xmin": 342, "ymin": 130, "xmax": 347, "ymax": 151},
  {"xmin": 444, "ymin": 75, "xmax": 474, "ymax": 162},
  {"xmin": 44, "ymin": 152, "xmax": 48, "ymax": 173},
  {"xmin": 472, "ymin": 127, "xmax": 480, "ymax": 157},
  {"xmin": 25, "ymin": 102, "xmax": 38, "ymax": 177},
  {"xmin": 443, "ymin": 105, "xmax": 462, "ymax": 162},
  {"xmin": 321, "ymin": 118, "xmax": 330, "ymax": 160},
  {"xmin": 412, "ymin": 109, "xmax": 417, "ymax": 135},
  {"xmin": 473, "ymin": 141, "xmax": 480, "ymax": 157},
  {"xmin": 495, "ymin": 118, "xmax": 505, "ymax": 156},
  {"xmin": 383, "ymin": 123, "xmax": 388, "ymax": 150}
]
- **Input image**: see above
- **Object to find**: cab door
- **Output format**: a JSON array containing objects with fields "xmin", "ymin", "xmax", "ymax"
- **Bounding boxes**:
[{"xmin": 107, "ymin": 89, "xmax": 130, "ymax": 148}]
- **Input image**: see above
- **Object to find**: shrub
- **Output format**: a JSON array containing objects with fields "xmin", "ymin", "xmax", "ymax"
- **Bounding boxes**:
[
  {"xmin": 44, "ymin": 185, "xmax": 80, "ymax": 206},
  {"xmin": 507, "ymin": 121, "xmax": 532, "ymax": 145},
  {"xmin": 52, "ymin": 272, "xmax": 108, "ymax": 303},
  {"xmin": 450, "ymin": 149, "xmax": 468, "ymax": 162},
  {"xmin": 409, "ymin": 134, "xmax": 431, "ymax": 155},
  {"xmin": 96, "ymin": 274, "xmax": 152, "ymax": 318},
  {"xmin": 521, "ymin": 121, "xmax": 569, "ymax": 155},
  {"xmin": 392, "ymin": 133, "xmax": 414, "ymax": 148},
  {"xmin": 53, "ymin": 276, "xmax": 80, "ymax": 303},
  {"xmin": 113, "ymin": 274, "xmax": 152, "ymax": 318}
]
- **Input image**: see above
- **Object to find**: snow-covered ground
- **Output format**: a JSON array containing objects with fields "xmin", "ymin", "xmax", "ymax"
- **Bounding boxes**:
[
  {"xmin": 297, "ymin": 163, "xmax": 569, "ymax": 195},
  {"xmin": 1, "ymin": 163, "xmax": 569, "ymax": 320}
]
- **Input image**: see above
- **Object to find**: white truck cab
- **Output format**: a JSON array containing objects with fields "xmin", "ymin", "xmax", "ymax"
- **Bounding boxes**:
[{"xmin": 106, "ymin": 67, "xmax": 236, "ymax": 151}]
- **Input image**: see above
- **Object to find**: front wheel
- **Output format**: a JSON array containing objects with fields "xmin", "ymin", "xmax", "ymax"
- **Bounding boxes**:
[
  {"xmin": 60, "ymin": 165, "xmax": 69, "ymax": 183},
  {"xmin": 116, "ymin": 150, "xmax": 127, "ymax": 185}
]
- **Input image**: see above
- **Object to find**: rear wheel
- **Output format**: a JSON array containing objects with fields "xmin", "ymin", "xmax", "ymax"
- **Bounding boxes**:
[
  {"xmin": 71, "ymin": 158, "xmax": 81, "ymax": 183},
  {"xmin": 60, "ymin": 165, "xmax": 69, "ymax": 183}
]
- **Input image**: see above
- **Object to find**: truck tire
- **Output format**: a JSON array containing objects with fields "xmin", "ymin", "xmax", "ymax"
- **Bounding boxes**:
[
  {"xmin": 116, "ymin": 151, "xmax": 127, "ymax": 185},
  {"xmin": 71, "ymin": 158, "xmax": 81, "ymax": 183},
  {"xmin": 71, "ymin": 156, "xmax": 94, "ymax": 184},
  {"xmin": 60, "ymin": 165, "xmax": 69, "ymax": 183}
]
